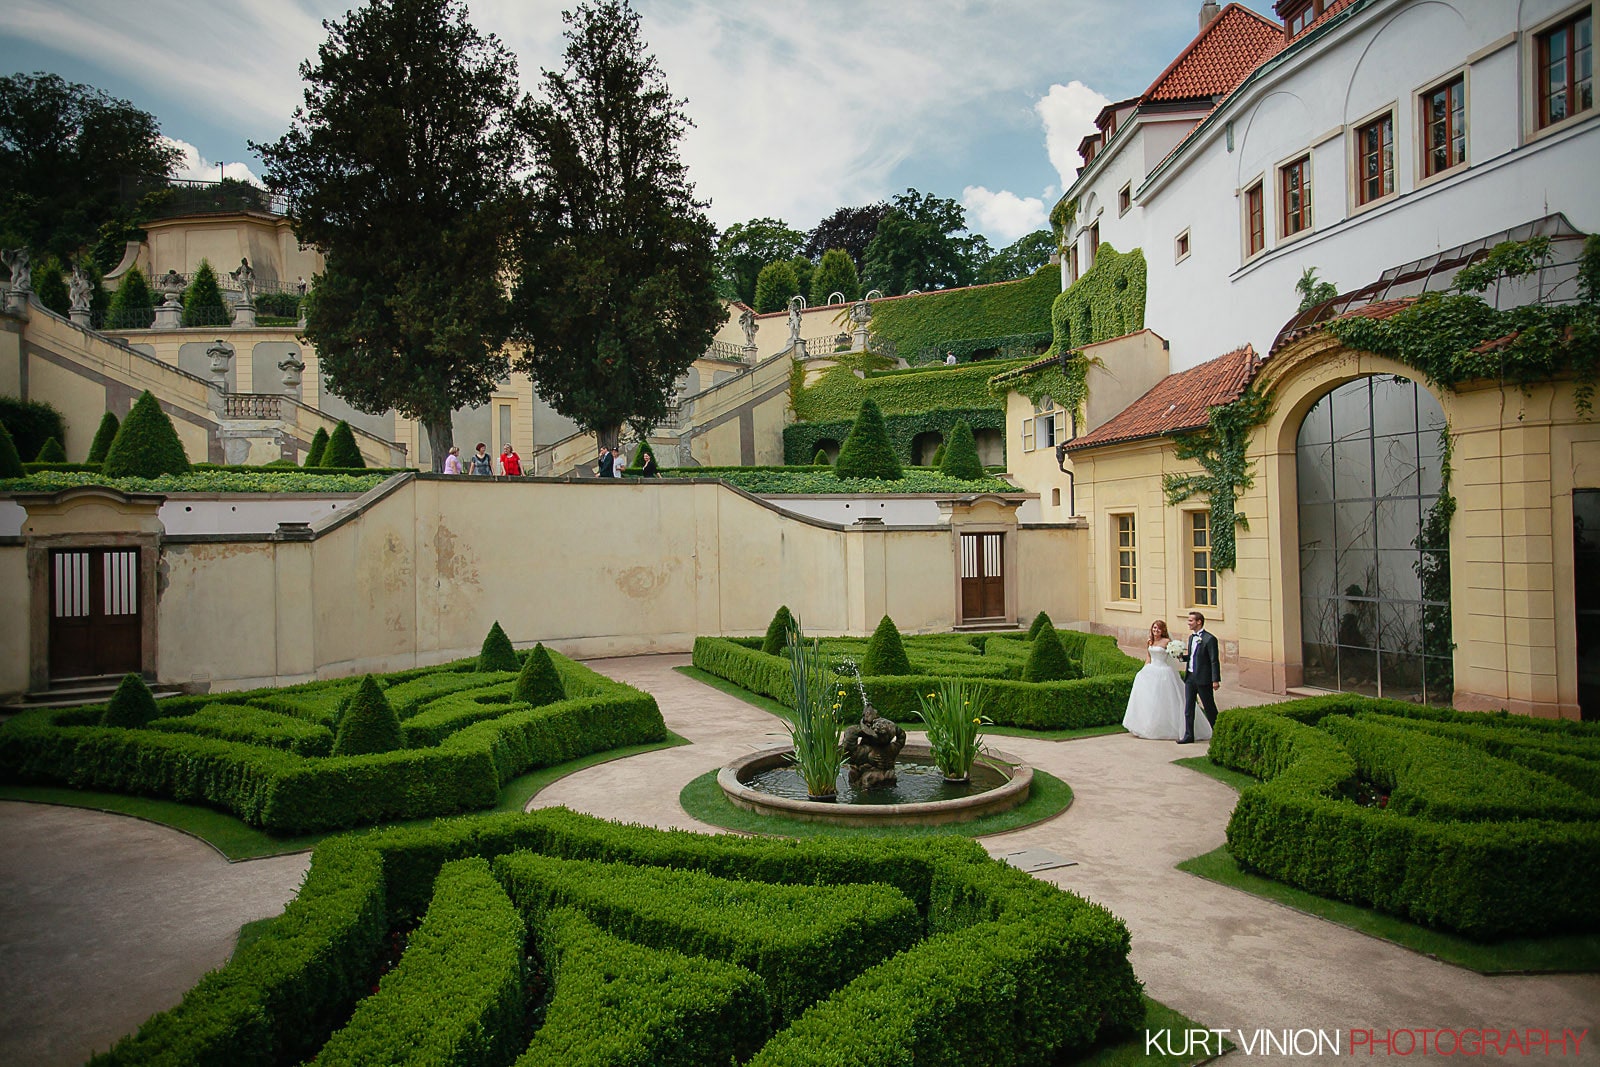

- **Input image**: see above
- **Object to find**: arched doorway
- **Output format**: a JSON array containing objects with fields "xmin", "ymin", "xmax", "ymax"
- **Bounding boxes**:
[
  {"xmin": 1296, "ymin": 374, "xmax": 1451, "ymax": 703},
  {"xmin": 911, "ymin": 431, "xmax": 944, "ymax": 466}
]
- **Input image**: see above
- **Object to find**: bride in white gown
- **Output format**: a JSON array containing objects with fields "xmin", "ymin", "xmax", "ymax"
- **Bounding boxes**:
[{"xmin": 1122, "ymin": 620, "xmax": 1211, "ymax": 741}]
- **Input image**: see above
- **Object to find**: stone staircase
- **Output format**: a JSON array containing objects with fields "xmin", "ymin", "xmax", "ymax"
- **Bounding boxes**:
[{"xmin": 0, "ymin": 674, "xmax": 187, "ymax": 719}]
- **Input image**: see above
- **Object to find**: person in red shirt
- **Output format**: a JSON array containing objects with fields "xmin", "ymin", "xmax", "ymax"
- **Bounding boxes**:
[{"xmin": 499, "ymin": 444, "xmax": 522, "ymax": 477}]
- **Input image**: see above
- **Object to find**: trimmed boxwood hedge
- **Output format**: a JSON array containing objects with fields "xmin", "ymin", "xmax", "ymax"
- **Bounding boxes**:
[
  {"xmin": 147, "ymin": 704, "xmax": 334, "ymax": 757},
  {"xmin": 316, "ymin": 857, "xmax": 526, "ymax": 1067},
  {"xmin": 89, "ymin": 807, "xmax": 1141, "ymax": 1066},
  {"xmin": 866, "ymin": 267, "xmax": 1059, "ymax": 361},
  {"xmin": 1209, "ymin": 694, "xmax": 1600, "ymax": 939},
  {"xmin": 784, "ymin": 406, "xmax": 1007, "ymax": 466},
  {"xmin": 0, "ymin": 652, "xmax": 665, "ymax": 834},
  {"xmin": 692, "ymin": 629, "xmax": 1141, "ymax": 730}
]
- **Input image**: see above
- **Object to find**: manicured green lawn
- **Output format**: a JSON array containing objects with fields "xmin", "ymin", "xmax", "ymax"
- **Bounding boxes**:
[
  {"xmin": 1173, "ymin": 757, "xmax": 1600, "ymax": 974},
  {"xmin": 676, "ymin": 664, "xmax": 1126, "ymax": 741},
  {"xmin": 0, "ymin": 732, "xmax": 689, "ymax": 861},
  {"xmin": 678, "ymin": 766, "xmax": 1072, "ymax": 839}
]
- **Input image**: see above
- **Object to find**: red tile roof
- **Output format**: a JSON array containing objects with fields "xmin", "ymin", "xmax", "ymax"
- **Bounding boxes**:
[
  {"xmin": 1270, "ymin": 296, "xmax": 1416, "ymax": 352},
  {"xmin": 1143, "ymin": 4, "xmax": 1284, "ymax": 104},
  {"xmin": 1283, "ymin": 0, "xmax": 1358, "ymax": 44},
  {"xmin": 1066, "ymin": 345, "xmax": 1261, "ymax": 452}
]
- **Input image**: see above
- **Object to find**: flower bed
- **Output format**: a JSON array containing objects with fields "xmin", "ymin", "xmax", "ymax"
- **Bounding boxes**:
[
  {"xmin": 1209, "ymin": 695, "xmax": 1600, "ymax": 939},
  {"xmin": 90, "ymin": 808, "xmax": 1142, "ymax": 1066},
  {"xmin": 0, "ymin": 652, "xmax": 666, "ymax": 835}
]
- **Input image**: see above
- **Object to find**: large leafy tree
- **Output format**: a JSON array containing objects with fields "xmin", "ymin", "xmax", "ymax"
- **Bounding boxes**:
[
  {"xmin": 716, "ymin": 217, "xmax": 805, "ymax": 305},
  {"xmin": 862, "ymin": 189, "xmax": 990, "ymax": 295},
  {"xmin": 512, "ymin": 0, "xmax": 723, "ymax": 451},
  {"xmin": 0, "ymin": 73, "xmax": 181, "ymax": 269},
  {"xmin": 803, "ymin": 203, "xmax": 890, "ymax": 271},
  {"xmin": 253, "ymin": 0, "xmax": 527, "ymax": 469},
  {"xmin": 977, "ymin": 229, "xmax": 1056, "ymax": 283}
]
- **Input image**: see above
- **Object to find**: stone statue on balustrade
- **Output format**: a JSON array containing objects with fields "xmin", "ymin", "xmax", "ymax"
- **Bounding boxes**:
[
  {"xmin": 68, "ymin": 263, "xmax": 93, "ymax": 312},
  {"xmin": 787, "ymin": 294, "xmax": 805, "ymax": 349},
  {"xmin": 2, "ymin": 248, "xmax": 31, "ymax": 293},
  {"xmin": 229, "ymin": 258, "xmax": 257, "ymax": 305},
  {"xmin": 739, "ymin": 305, "xmax": 757, "ymax": 347}
]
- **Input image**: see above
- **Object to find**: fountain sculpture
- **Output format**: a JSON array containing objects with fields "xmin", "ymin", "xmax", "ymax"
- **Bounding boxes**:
[{"xmin": 837, "ymin": 660, "xmax": 904, "ymax": 791}]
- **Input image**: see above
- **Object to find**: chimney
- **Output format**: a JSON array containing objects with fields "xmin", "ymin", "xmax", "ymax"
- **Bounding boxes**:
[{"xmin": 1200, "ymin": 1, "xmax": 1222, "ymax": 32}]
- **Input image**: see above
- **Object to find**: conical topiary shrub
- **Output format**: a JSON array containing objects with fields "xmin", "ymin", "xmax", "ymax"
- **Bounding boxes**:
[
  {"xmin": 0, "ymin": 422, "xmax": 23, "ymax": 478},
  {"xmin": 33, "ymin": 436, "xmax": 66, "ymax": 462},
  {"xmin": 1024, "ymin": 624, "xmax": 1075, "ymax": 682},
  {"xmin": 107, "ymin": 264, "xmax": 155, "ymax": 329},
  {"xmin": 862, "ymin": 614, "xmax": 913, "ymax": 676},
  {"xmin": 332, "ymin": 675, "xmax": 401, "ymax": 756},
  {"xmin": 182, "ymin": 259, "xmax": 228, "ymax": 327},
  {"xmin": 1026, "ymin": 611, "xmax": 1054, "ymax": 641},
  {"xmin": 34, "ymin": 257, "xmax": 68, "ymax": 316},
  {"xmin": 813, "ymin": 449, "xmax": 829, "ymax": 466},
  {"xmin": 930, "ymin": 443, "xmax": 946, "ymax": 468},
  {"xmin": 479, "ymin": 621, "xmax": 518, "ymax": 672},
  {"xmin": 102, "ymin": 390, "xmax": 190, "ymax": 478},
  {"xmin": 761, "ymin": 605, "xmax": 796, "ymax": 655},
  {"xmin": 834, "ymin": 397, "xmax": 903, "ymax": 480},
  {"xmin": 514, "ymin": 643, "xmax": 566, "ymax": 707},
  {"xmin": 321, "ymin": 421, "xmax": 364, "ymax": 468},
  {"xmin": 101, "ymin": 673, "xmax": 159, "ymax": 728},
  {"xmin": 87, "ymin": 411, "xmax": 120, "ymax": 464},
  {"xmin": 939, "ymin": 419, "xmax": 985, "ymax": 480},
  {"xmin": 304, "ymin": 426, "xmax": 330, "ymax": 467}
]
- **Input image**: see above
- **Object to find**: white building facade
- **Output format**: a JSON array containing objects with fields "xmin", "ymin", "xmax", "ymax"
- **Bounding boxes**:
[{"xmin": 1060, "ymin": 0, "xmax": 1599, "ymax": 367}]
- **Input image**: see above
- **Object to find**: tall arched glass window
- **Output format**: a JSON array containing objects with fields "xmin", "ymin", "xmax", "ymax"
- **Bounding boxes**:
[{"xmin": 1297, "ymin": 375, "xmax": 1452, "ymax": 703}]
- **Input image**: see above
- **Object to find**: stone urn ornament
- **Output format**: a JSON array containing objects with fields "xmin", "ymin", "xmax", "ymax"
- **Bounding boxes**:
[{"xmin": 278, "ymin": 348, "xmax": 306, "ymax": 391}]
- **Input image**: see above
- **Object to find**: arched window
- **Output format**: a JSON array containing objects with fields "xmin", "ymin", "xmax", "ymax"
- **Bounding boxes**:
[{"xmin": 1297, "ymin": 375, "xmax": 1451, "ymax": 703}]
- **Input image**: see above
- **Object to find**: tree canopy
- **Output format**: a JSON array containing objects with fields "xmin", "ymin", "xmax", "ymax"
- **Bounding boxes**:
[
  {"xmin": 978, "ymin": 229, "xmax": 1055, "ymax": 284},
  {"xmin": 862, "ymin": 189, "xmax": 990, "ymax": 296},
  {"xmin": 804, "ymin": 203, "xmax": 890, "ymax": 271},
  {"xmin": 253, "ymin": 0, "xmax": 528, "ymax": 469},
  {"xmin": 716, "ymin": 217, "xmax": 805, "ymax": 306},
  {"xmin": 511, "ymin": 0, "xmax": 724, "ymax": 451},
  {"xmin": 0, "ymin": 72, "xmax": 181, "ymax": 269}
]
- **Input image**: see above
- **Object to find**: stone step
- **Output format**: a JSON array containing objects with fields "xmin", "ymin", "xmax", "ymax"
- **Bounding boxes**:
[{"xmin": 0, "ymin": 676, "xmax": 186, "ymax": 717}]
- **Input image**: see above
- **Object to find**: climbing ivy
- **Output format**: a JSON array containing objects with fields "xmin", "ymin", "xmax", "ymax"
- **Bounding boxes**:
[
  {"xmin": 1328, "ymin": 235, "xmax": 1600, "ymax": 412},
  {"xmin": 791, "ymin": 357, "xmax": 1028, "ymax": 423},
  {"xmin": 1049, "ymin": 198, "xmax": 1076, "ymax": 247},
  {"xmin": 1161, "ymin": 387, "xmax": 1273, "ymax": 572},
  {"xmin": 988, "ymin": 354, "xmax": 1091, "ymax": 425},
  {"xmin": 783, "ymin": 407, "xmax": 1006, "ymax": 465},
  {"xmin": 1048, "ymin": 244, "xmax": 1147, "ymax": 353},
  {"xmin": 866, "ymin": 267, "xmax": 1058, "ymax": 359}
]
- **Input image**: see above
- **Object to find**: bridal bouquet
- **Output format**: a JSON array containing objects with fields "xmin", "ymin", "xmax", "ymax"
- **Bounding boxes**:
[{"xmin": 1166, "ymin": 639, "xmax": 1188, "ymax": 667}]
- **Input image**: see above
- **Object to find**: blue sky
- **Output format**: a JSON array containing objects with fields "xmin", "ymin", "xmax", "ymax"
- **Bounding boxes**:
[{"xmin": 0, "ymin": 1, "xmax": 1264, "ymax": 245}]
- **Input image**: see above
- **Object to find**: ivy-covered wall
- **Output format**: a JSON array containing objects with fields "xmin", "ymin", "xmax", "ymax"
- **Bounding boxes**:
[
  {"xmin": 867, "ymin": 267, "xmax": 1059, "ymax": 360},
  {"xmin": 792, "ymin": 358, "xmax": 1030, "ymax": 423},
  {"xmin": 783, "ymin": 407, "xmax": 1007, "ymax": 466},
  {"xmin": 1050, "ymin": 244, "xmax": 1146, "ymax": 353}
]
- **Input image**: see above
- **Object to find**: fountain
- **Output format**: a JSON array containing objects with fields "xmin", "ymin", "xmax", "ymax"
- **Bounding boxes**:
[{"xmin": 719, "ymin": 659, "xmax": 1032, "ymax": 827}]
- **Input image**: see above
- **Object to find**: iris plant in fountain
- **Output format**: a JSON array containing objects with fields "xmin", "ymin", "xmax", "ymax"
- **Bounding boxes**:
[
  {"xmin": 913, "ymin": 677, "xmax": 991, "ymax": 782},
  {"xmin": 782, "ymin": 617, "xmax": 846, "ymax": 799}
]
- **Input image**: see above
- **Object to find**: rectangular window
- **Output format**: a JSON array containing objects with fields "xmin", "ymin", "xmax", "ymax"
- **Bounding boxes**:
[
  {"xmin": 1245, "ymin": 181, "xmax": 1265, "ymax": 256},
  {"xmin": 1539, "ymin": 12, "xmax": 1593, "ymax": 127},
  {"xmin": 1422, "ymin": 76, "xmax": 1466, "ymax": 177},
  {"xmin": 1118, "ymin": 183, "xmax": 1132, "ymax": 216},
  {"xmin": 1089, "ymin": 222, "xmax": 1101, "ymax": 263},
  {"xmin": 1021, "ymin": 418, "xmax": 1036, "ymax": 452},
  {"xmin": 1175, "ymin": 229, "xmax": 1191, "ymax": 262},
  {"xmin": 1356, "ymin": 112, "xmax": 1394, "ymax": 204},
  {"xmin": 1280, "ymin": 155, "xmax": 1312, "ymax": 236},
  {"xmin": 1115, "ymin": 513, "xmax": 1138, "ymax": 601},
  {"xmin": 1190, "ymin": 511, "xmax": 1218, "ymax": 607},
  {"xmin": 1067, "ymin": 245, "xmax": 1080, "ymax": 283}
]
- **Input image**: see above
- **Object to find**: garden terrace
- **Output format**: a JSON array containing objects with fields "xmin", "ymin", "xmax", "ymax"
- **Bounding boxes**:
[
  {"xmin": 90, "ymin": 807, "xmax": 1142, "ymax": 1066},
  {"xmin": 1209, "ymin": 695, "xmax": 1600, "ymax": 940},
  {"xmin": 0, "ymin": 651, "xmax": 665, "ymax": 834},
  {"xmin": 692, "ymin": 629, "xmax": 1143, "ymax": 730}
]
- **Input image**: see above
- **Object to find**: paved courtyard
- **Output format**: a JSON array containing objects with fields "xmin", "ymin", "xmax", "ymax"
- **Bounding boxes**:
[{"xmin": 1, "ymin": 654, "xmax": 1595, "ymax": 1066}]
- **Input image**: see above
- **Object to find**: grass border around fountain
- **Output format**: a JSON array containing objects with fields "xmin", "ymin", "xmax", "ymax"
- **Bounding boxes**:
[{"xmin": 681, "ymin": 765, "xmax": 1073, "ymax": 839}]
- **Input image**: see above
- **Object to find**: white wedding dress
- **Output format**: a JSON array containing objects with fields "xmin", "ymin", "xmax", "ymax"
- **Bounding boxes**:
[{"xmin": 1121, "ymin": 645, "xmax": 1210, "ymax": 741}]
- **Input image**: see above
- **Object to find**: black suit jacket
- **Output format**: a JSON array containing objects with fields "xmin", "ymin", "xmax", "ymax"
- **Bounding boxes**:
[{"xmin": 1186, "ymin": 631, "xmax": 1221, "ymax": 686}]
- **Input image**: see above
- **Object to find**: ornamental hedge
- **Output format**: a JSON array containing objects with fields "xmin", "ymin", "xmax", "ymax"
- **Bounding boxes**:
[
  {"xmin": 783, "ymin": 406, "xmax": 1006, "ymax": 466},
  {"xmin": 692, "ymin": 628, "xmax": 1142, "ymax": 730},
  {"xmin": 89, "ymin": 807, "xmax": 1141, "ymax": 1066},
  {"xmin": 867, "ymin": 266, "xmax": 1059, "ymax": 360},
  {"xmin": 0, "ymin": 650, "xmax": 666, "ymax": 835},
  {"xmin": 792, "ymin": 358, "xmax": 1027, "ymax": 424},
  {"xmin": 101, "ymin": 390, "xmax": 190, "ymax": 478},
  {"xmin": 1209, "ymin": 695, "xmax": 1600, "ymax": 939},
  {"xmin": 0, "ymin": 395, "xmax": 67, "ymax": 463}
]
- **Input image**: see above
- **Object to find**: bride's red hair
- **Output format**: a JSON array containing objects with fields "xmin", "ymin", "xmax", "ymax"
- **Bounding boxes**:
[{"xmin": 1150, "ymin": 620, "xmax": 1170, "ymax": 640}]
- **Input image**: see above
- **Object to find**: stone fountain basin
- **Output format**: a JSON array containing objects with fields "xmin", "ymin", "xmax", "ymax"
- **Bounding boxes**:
[{"xmin": 718, "ymin": 741, "xmax": 1032, "ymax": 827}]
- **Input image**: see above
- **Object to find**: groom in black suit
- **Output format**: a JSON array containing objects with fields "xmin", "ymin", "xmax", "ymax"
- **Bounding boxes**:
[{"xmin": 1179, "ymin": 610, "xmax": 1221, "ymax": 744}]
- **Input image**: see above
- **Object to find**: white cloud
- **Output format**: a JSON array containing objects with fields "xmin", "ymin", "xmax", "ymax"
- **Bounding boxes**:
[
  {"xmin": 962, "ymin": 186, "xmax": 1046, "ymax": 244},
  {"xmin": 164, "ymin": 138, "xmax": 262, "ymax": 187},
  {"xmin": 1035, "ymin": 80, "xmax": 1112, "ymax": 191}
]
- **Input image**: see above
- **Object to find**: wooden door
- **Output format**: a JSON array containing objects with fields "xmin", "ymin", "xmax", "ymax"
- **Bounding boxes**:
[
  {"xmin": 960, "ymin": 533, "xmax": 1005, "ymax": 621},
  {"xmin": 49, "ymin": 548, "xmax": 141, "ymax": 679}
]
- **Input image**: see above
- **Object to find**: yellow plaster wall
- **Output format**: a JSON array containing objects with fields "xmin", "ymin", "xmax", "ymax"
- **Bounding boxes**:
[
  {"xmin": 0, "ymin": 546, "xmax": 27, "ymax": 694},
  {"xmin": 0, "ymin": 318, "xmax": 20, "ymax": 396}
]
